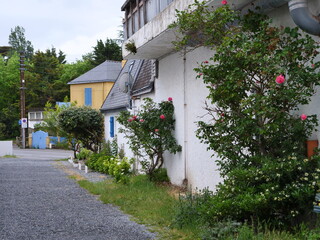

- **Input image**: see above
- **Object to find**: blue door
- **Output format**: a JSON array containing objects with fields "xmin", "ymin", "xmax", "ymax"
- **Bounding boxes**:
[{"xmin": 32, "ymin": 131, "xmax": 48, "ymax": 149}]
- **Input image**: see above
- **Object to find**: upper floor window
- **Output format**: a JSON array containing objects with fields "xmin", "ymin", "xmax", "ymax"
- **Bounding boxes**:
[
  {"xmin": 122, "ymin": 0, "xmax": 174, "ymax": 39},
  {"xmin": 28, "ymin": 112, "xmax": 43, "ymax": 120}
]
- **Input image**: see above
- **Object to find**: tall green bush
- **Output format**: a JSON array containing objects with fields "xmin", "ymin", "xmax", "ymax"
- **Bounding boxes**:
[
  {"xmin": 117, "ymin": 98, "xmax": 182, "ymax": 177},
  {"xmin": 171, "ymin": 1, "xmax": 320, "ymax": 229},
  {"xmin": 58, "ymin": 106, "xmax": 104, "ymax": 153}
]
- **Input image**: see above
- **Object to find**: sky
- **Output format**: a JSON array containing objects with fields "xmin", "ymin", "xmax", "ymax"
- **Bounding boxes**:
[{"xmin": 0, "ymin": 0, "xmax": 124, "ymax": 63}]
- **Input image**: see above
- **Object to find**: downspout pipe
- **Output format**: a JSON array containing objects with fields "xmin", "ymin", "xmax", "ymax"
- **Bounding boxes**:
[
  {"xmin": 288, "ymin": 0, "xmax": 320, "ymax": 36},
  {"xmin": 245, "ymin": 0, "xmax": 320, "ymax": 36}
]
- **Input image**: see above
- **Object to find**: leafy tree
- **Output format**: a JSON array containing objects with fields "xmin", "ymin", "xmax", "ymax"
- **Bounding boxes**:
[
  {"xmin": 90, "ymin": 38, "xmax": 122, "ymax": 66},
  {"xmin": 8, "ymin": 26, "xmax": 34, "ymax": 60},
  {"xmin": 35, "ymin": 100, "xmax": 78, "ymax": 154},
  {"xmin": 59, "ymin": 59, "xmax": 93, "ymax": 84},
  {"xmin": 58, "ymin": 106, "xmax": 104, "ymax": 153},
  {"xmin": 35, "ymin": 100, "xmax": 74, "ymax": 136},
  {"xmin": 26, "ymin": 50, "xmax": 64, "ymax": 108},
  {"xmin": 171, "ymin": 2, "xmax": 320, "ymax": 229},
  {"xmin": 0, "ymin": 53, "xmax": 20, "ymax": 139},
  {"xmin": 45, "ymin": 47, "xmax": 67, "ymax": 64},
  {"xmin": 117, "ymin": 98, "xmax": 182, "ymax": 177}
]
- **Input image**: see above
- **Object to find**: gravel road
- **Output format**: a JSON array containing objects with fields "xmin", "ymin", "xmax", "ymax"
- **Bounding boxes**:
[{"xmin": 0, "ymin": 149, "xmax": 156, "ymax": 240}]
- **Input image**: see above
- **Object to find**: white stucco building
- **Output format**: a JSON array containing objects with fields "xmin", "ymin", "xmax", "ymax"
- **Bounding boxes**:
[{"xmin": 113, "ymin": 0, "xmax": 320, "ymax": 190}]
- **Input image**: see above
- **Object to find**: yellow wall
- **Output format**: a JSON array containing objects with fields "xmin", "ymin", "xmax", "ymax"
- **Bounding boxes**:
[{"xmin": 70, "ymin": 82, "xmax": 114, "ymax": 110}]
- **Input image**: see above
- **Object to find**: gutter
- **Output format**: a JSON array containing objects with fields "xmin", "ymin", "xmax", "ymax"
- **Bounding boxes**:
[
  {"xmin": 289, "ymin": 0, "xmax": 320, "ymax": 36},
  {"xmin": 243, "ymin": 0, "xmax": 320, "ymax": 36}
]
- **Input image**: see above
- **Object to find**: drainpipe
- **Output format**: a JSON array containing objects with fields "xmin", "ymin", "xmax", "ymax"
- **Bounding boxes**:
[
  {"xmin": 288, "ymin": 0, "xmax": 320, "ymax": 36},
  {"xmin": 243, "ymin": 0, "xmax": 320, "ymax": 36},
  {"xmin": 183, "ymin": 49, "xmax": 188, "ymax": 187}
]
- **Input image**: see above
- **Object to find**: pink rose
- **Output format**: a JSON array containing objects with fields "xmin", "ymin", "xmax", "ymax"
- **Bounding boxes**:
[
  {"xmin": 221, "ymin": 0, "xmax": 228, "ymax": 4},
  {"xmin": 300, "ymin": 114, "xmax": 307, "ymax": 121},
  {"xmin": 155, "ymin": 129, "xmax": 159, "ymax": 132},
  {"xmin": 312, "ymin": 64, "xmax": 315, "ymax": 68},
  {"xmin": 140, "ymin": 119, "xmax": 144, "ymax": 122},
  {"xmin": 198, "ymin": 73, "xmax": 203, "ymax": 76},
  {"xmin": 128, "ymin": 118, "xmax": 133, "ymax": 122},
  {"xmin": 275, "ymin": 74, "xmax": 285, "ymax": 84},
  {"xmin": 132, "ymin": 115, "xmax": 137, "ymax": 120},
  {"xmin": 160, "ymin": 114, "xmax": 165, "ymax": 120},
  {"xmin": 168, "ymin": 97, "xmax": 173, "ymax": 101},
  {"xmin": 203, "ymin": 61, "xmax": 209, "ymax": 64}
]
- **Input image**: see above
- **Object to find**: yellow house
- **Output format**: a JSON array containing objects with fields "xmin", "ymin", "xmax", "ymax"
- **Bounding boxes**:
[{"xmin": 68, "ymin": 60, "xmax": 122, "ymax": 110}]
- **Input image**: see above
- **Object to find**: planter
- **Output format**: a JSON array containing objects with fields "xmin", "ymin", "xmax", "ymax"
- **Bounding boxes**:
[
  {"xmin": 78, "ymin": 163, "xmax": 85, "ymax": 170},
  {"xmin": 72, "ymin": 163, "xmax": 79, "ymax": 167},
  {"xmin": 306, "ymin": 140, "xmax": 318, "ymax": 158}
]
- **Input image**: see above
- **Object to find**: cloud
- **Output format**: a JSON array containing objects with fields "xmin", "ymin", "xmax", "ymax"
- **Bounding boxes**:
[
  {"xmin": 58, "ymin": 27, "xmax": 120, "ymax": 62},
  {"xmin": 0, "ymin": 0, "xmax": 124, "ymax": 63}
]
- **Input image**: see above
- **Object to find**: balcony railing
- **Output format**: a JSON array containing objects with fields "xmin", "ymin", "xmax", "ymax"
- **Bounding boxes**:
[{"xmin": 122, "ymin": 0, "xmax": 174, "ymax": 40}]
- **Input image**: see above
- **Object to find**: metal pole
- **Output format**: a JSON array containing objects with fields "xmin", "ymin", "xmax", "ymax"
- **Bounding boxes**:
[{"xmin": 19, "ymin": 52, "xmax": 26, "ymax": 149}]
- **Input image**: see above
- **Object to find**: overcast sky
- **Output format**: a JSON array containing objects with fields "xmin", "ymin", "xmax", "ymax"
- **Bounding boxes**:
[{"xmin": 0, "ymin": 0, "xmax": 124, "ymax": 63}]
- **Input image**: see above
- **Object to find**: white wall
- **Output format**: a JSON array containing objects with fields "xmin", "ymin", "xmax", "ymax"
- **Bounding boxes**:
[
  {"xmin": 144, "ymin": 47, "xmax": 222, "ymax": 190},
  {"xmin": 104, "ymin": 111, "xmax": 134, "ymax": 159},
  {"xmin": 0, "ymin": 141, "xmax": 13, "ymax": 156}
]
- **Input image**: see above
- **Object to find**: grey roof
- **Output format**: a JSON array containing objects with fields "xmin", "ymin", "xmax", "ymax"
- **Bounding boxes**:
[
  {"xmin": 68, "ymin": 60, "xmax": 122, "ymax": 85},
  {"xmin": 132, "ymin": 60, "xmax": 154, "ymax": 96},
  {"xmin": 100, "ymin": 59, "xmax": 143, "ymax": 111}
]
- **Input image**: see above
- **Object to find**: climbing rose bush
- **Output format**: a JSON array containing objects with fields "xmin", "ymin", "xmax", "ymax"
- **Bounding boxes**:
[
  {"xmin": 117, "ymin": 98, "xmax": 182, "ymax": 178},
  {"xmin": 171, "ymin": 1, "xmax": 320, "ymax": 229}
]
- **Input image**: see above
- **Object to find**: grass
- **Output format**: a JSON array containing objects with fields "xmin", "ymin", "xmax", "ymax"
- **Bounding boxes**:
[
  {"xmin": 75, "ymin": 174, "xmax": 320, "ymax": 240},
  {"xmin": 1, "ymin": 155, "xmax": 17, "ymax": 158},
  {"xmin": 54, "ymin": 158, "xmax": 69, "ymax": 161},
  {"xmin": 78, "ymin": 175, "xmax": 201, "ymax": 239}
]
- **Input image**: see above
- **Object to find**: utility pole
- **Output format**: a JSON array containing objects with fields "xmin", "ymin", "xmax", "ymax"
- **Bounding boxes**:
[{"xmin": 19, "ymin": 51, "xmax": 27, "ymax": 149}]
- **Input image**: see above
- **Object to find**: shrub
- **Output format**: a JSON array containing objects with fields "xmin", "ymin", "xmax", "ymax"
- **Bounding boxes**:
[
  {"xmin": 58, "ymin": 106, "xmax": 104, "ymax": 153},
  {"xmin": 86, "ymin": 153, "xmax": 132, "ymax": 183},
  {"xmin": 76, "ymin": 148, "xmax": 93, "ymax": 160},
  {"xmin": 149, "ymin": 168, "xmax": 170, "ymax": 183},
  {"xmin": 117, "ymin": 97, "xmax": 181, "ymax": 177},
  {"xmin": 172, "ymin": 1, "xmax": 320, "ymax": 229}
]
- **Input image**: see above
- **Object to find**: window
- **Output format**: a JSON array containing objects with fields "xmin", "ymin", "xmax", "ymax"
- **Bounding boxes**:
[
  {"xmin": 110, "ymin": 116, "xmax": 115, "ymax": 138},
  {"xmin": 28, "ymin": 112, "xmax": 43, "ymax": 120},
  {"xmin": 84, "ymin": 88, "xmax": 92, "ymax": 106}
]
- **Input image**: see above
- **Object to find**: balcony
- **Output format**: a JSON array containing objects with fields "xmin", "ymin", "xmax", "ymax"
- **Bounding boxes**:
[
  {"xmin": 121, "ymin": 0, "xmax": 253, "ymax": 59},
  {"xmin": 121, "ymin": 0, "xmax": 195, "ymax": 59}
]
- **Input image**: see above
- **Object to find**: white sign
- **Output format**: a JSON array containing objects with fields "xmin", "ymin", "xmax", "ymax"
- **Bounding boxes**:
[{"xmin": 21, "ymin": 118, "xmax": 28, "ymax": 128}]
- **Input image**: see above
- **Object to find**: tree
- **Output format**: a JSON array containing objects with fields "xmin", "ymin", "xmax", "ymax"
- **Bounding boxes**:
[
  {"xmin": 90, "ymin": 38, "xmax": 122, "ymax": 66},
  {"xmin": 8, "ymin": 26, "xmax": 34, "ymax": 60},
  {"xmin": 45, "ymin": 47, "xmax": 67, "ymax": 64},
  {"xmin": 58, "ymin": 106, "xmax": 104, "ymax": 153},
  {"xmin": 171, "ymin": 2, "xmax": 320, "ymax": 229},
  {"xmin": 35, "ymin": 100, "xmax": 78, "ymax": 154},
  {"xmin": 117, "ymin": 98, "xmax": 182, "ymax": 177},
  {"xmin": 26, "ymin": 50, "xmax": 64, "ymax": 108},
  {"xmin": 0, "ymin": 53, "xmax": 20, "ymax": 139}
]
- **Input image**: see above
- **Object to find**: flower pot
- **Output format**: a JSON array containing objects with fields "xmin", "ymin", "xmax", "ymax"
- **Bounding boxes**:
[{"xmin": 306, "ymin": 140, "xmax": 318, "ymax": 158}]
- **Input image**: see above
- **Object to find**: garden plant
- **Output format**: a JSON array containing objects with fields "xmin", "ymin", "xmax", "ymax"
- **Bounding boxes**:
[
  {"xmin": 170, "ymin": 0, "xmax": 320, "ymax": 232},
  {"xmin": 117, "ymin": 97, "xmax": 182, "ymax": 178}
]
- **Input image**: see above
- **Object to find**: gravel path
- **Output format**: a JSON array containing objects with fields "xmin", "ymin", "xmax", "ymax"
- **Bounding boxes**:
[{"xmin": 0, "ymin": 156, "xmax": 156, "ymax": 240}]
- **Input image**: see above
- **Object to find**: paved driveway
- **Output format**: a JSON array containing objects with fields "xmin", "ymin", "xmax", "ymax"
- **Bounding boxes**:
[{"xmin": 0, "ymin": 149, "xmax": 155, "ymax": 240}]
